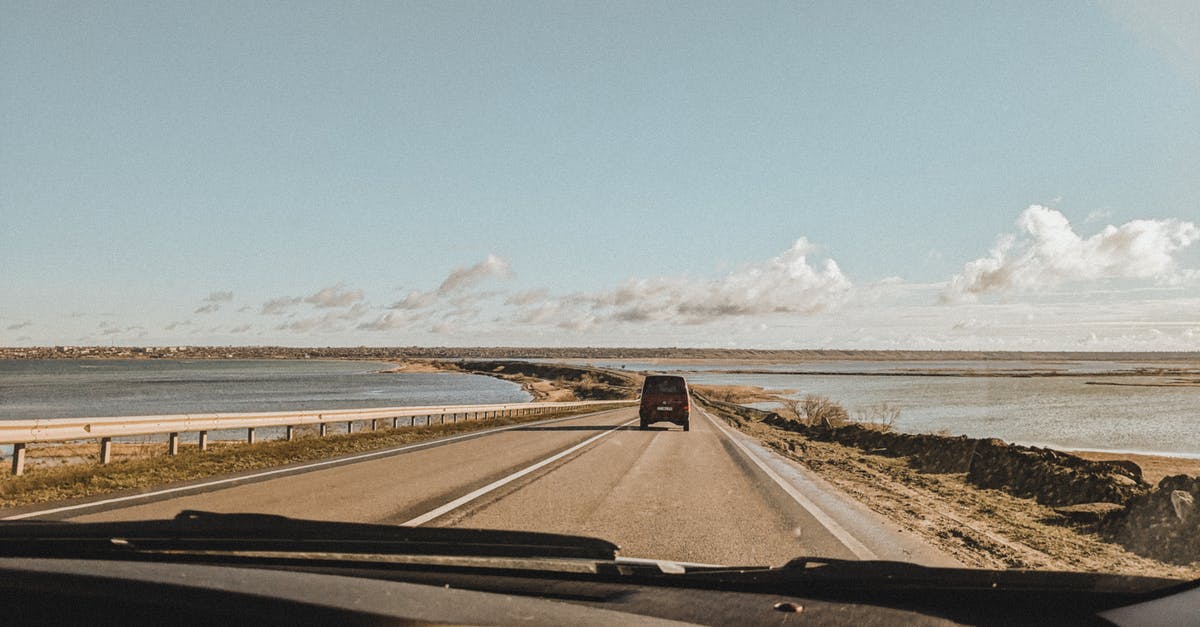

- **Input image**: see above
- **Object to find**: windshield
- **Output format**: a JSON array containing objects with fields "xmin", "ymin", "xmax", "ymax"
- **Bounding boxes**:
[
  {"xmin": 643, "ymin": 377, "xmax": 687, "ymax": 395},
  {"xmin": 1, "ymin": 0, "xmax": 1197, "ymax": 593}
]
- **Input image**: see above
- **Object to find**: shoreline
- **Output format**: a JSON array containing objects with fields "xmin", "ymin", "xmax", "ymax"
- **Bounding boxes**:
[
  {"xmin": 5, "ymin": 346, "xmax": 1200, "ymax": 363},
  {"xmin": 1067, "ymin": 450, "xmax": 1200, "ymax": 485}
]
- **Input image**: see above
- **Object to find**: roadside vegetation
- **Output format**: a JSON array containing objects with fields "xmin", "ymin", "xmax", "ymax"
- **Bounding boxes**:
[
  {"xmin": 0, "ymin": 404, "xmax": 624, "ymax": 511},
  {"xmin": 689, "ymin": 384, "xmax": 791, "ymax": 405},
  {"xmin": 697, "ymin": 394, "xmax": 1199, "ymax": 580},
  {"xmin": 778, "ymin": 394, "xmax": 898, "ymax": 432}
]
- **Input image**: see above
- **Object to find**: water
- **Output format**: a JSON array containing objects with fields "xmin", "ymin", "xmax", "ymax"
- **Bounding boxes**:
[
  {"xmin": 559, "ymin": 359, "xmax": 1200, "ymax": 457},
  {"xmin": 0, "ymin": 359, "xmax": 530, "ymax": 419},
  {"xmin": 3, "ymin": 358, "xmax": 1196, "ymax": 457}
]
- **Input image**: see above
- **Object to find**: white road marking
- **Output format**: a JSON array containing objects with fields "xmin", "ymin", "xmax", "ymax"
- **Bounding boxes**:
[
  {"xmin": 402, "ymin": 418, "xmax": 638, "ymax": 527},
  {"xmin": 699, "ymin": 406, "xmax": 878, "ymax": 560},
  {"xmin": 2, "ymin": 410, "xmax": 626, "ymax": 521}
]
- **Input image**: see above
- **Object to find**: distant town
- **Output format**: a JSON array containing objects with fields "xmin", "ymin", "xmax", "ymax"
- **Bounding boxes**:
[{"xmin": 1, "ymin": 345, "xmax": 1198, "ymax": 362}]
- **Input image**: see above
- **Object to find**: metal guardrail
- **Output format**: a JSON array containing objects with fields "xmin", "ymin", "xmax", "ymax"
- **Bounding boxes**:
[{"xmin": 0, "ymin": 400, "xmax": 632, "ymax": 476}]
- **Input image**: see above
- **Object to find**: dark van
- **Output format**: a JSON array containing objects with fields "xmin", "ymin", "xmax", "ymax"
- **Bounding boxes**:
[{"xmin": 639, "ymin": 375, "xmax": 690, "ymax": 431}]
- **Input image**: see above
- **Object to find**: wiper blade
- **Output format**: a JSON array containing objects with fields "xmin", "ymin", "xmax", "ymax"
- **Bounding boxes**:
[
  {"xmin": 679, "ymin": 556, "xmax": 1181, "ymax": 595},
  {"xmin": 0, "ymin": 510, "xmax": 619, "ymax": 561}
]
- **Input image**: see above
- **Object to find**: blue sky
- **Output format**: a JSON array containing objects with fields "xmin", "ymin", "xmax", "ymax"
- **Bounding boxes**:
[{"xmin": 2, "ymin": 1, "xmax": 1198, "ymax": 349}]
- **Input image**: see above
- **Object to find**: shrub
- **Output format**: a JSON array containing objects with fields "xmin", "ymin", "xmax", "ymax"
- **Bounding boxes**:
[{"xmin": 852, "ymin": 402, "xmax": 900, "ymax": 432}]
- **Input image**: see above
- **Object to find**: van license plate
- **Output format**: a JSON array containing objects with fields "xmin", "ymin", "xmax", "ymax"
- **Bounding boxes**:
[{"xmin": 657, "ymin": 406, "xmax": 672, "ymax": 411}]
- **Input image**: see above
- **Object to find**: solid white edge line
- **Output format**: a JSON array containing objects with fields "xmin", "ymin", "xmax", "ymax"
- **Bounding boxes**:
[
  {"xmin": 402, "ymin": 418, "xmax": 638, "ymax": 527},
  {"xmin": 699, "ymin": 406, "xmax": 878, "ymax": 560},
  {"xmin": 2, "ymin": 408, "xmax": 627, "ymax": 521}
]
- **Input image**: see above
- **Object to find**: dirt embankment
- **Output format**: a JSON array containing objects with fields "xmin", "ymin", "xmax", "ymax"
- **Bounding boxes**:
[
  {"xmin": 431, "ymin": 360, "xmax": 642, "ymax": 402},
  {"xmin": 698, "ymin": 395, "xmax": 1199, "ymax": 578}
]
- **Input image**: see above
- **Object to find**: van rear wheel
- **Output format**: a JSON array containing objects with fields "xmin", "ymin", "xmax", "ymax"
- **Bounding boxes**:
[{"xmin": 682, "ymin": 421, "xmax": 690, "ymax": 432}]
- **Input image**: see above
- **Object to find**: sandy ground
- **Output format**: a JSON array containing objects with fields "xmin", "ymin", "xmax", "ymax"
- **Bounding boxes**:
[{"xmin": 1069, "ymin": 450, "xmax": 1200, "ymax": 485}]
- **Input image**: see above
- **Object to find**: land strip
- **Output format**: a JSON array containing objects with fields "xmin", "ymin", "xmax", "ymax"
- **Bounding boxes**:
[{"xmin": 4, "ymin": 345, "xmax": 1199, "ymax": 364}]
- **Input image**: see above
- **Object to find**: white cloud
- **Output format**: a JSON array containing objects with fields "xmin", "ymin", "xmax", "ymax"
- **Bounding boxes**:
[
  {"xmin": 1103, "ymin": 0, "xmax": 1200, "ymax": 85},
  {"xmin": 437, "ymin": 254, "xmax": 513, "ymax": 294},
  {"xmin": 383, "ymin": 254, "xmax": 513, "ymax": 316},
  {"xmin": 304, "ymin": 283, "xmax": 364, "ymax": 308},
  {"xmin": 430, "ymin": 321, "xmax": 458, "ymax": 334},
  {"xmin": 277, "ymin": 303, "xmax": 370, "ymax": 333},
  {"xmin": 357, "ymin": 311, "xmax": 415, "ymax": 331},
  {"xmin": 944, "ymin": 205, "xmax": 1199, "ymax": 301},
  {"xmin": 504, "ymin": 289, "xmax": 547, "ymax": 306},
  {"xmin": 584, "ymin": 238, "xmax": 852, "ymax": 324},
  {"xmin": 193, "ymin": 290, "xmax": 234, "ymax": 314},
  {"xmin": 389, "ymin": 290, "xmax": 437, "ymax": 310},
  {"xmin": 261, "ymin": 296, "xmax": 302, "ymax": 315}
]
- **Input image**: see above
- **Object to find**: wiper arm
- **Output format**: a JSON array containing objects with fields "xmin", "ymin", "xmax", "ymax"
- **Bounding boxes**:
[{"xmin": 0, "ymin": 510, "xmax": 619, "ymax": 561}]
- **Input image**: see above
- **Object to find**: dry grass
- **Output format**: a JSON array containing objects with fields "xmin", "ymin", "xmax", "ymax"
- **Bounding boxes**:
[
  {"xmin": 779, "ymin": 394, "xmax": 850, "ymax": 428},
  {"xmin": 777, "ymin": 395, "xmax": 898, "ymax": 432},
  {"xmin": 0, "ymin": 405, "xmax": 623, "ymax": 510}
]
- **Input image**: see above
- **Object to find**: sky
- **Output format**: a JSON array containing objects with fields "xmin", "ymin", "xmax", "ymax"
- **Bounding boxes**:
[{"xmin": 2, "ymin": 1, "xmax": 1198, "ymax": 350}]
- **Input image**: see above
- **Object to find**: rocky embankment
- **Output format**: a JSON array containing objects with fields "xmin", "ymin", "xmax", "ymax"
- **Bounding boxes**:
[{"xmin": 699, "ymin": 395, "xmax": 1200, "ymax": 567}]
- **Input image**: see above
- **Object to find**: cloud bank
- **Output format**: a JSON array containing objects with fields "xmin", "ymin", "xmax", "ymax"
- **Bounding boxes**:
[
  {"xmin": 944, "ymin": 205, "xmax": 1198, "ymax": 301},
  {"xmin": 584, "ymin": 238, "xmax": 851, "ymax": 325}
]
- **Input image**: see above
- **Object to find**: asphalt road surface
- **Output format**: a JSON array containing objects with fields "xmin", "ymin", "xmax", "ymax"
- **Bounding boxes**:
[{"xmin": 16, "ymin": 405, "xmax": 958, "ymax": 567}]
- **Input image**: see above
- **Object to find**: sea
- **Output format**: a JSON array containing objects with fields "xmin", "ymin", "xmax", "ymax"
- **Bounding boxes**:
[{"xmin": 0, "ymin": 359, "xmax": 530, "ymax": 448}]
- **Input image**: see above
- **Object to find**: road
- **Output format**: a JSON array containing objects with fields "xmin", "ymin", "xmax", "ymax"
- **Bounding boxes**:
[{"xmin": 17, "ymin": 405, "xmax": 958, "ymax": 567}]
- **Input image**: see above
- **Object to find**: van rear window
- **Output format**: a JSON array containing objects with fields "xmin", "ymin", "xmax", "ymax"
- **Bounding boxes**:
[{"xmin": 644, "ymin": 377, "xmax": 685, "ymax": 394}]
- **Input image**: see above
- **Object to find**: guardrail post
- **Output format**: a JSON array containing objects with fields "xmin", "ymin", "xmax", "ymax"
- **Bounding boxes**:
[
  {"xmin": 393, "ymin": 417, "xmax": 400, "ymax": 428},
  {"xmin": 371, "ymin": 419, "xmax": 378, "ymax": 431},
  {"xmin": 168, "ymin": 432, "xmax": 180, "ymax": 456},
  {"xmin": 247, "ymin": 428, "xmax": 256, "ymax": 444},
  {"xmin": 10, "ymin": 443, "xmax": 26, "ymax": 476},
  {"xmin": 346, "ymin": 421, "xmax": 354, "ymax": 434},
  {"xmin": 198, "ymin": 431, "xmax": 209, "ymax": 451},
  {"xmin": 286, "ymin": 425, "xmax": 295, "ymax": 441},
  {"xmin": 319, "ymin": 423, "xmax": 327, "ymax": 437},
  {"xmin": 100, "ymin": 437, "xmax": 113, "ymax": 464}
]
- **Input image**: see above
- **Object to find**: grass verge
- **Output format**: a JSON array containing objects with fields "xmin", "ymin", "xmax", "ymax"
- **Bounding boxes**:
[{"xmin": 0, "ymin": 404, "xmax": 630, "ymax": 511}]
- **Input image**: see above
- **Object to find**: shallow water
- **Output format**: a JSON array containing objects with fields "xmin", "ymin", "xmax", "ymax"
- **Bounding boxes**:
[
  {"xmin": 0, "ymin": 359, "xmax": 529, "ymax": 419},
  {"xmin": 560, "ymin": 359, "xmax": 1200, "ymax": 457}
]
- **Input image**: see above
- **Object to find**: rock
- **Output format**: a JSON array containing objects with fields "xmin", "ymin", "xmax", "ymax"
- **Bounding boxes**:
[
  {"xmin": 1171, "ymin": 490, "xmax": 1194, "ymax": 522},
  {"xmin": 1053, "ymin": 502, "xmax": 1125, "ymax": 524},
  {"xmin": 1100, "ymin": 459, "xmax": 1144, "ymax": 483}
]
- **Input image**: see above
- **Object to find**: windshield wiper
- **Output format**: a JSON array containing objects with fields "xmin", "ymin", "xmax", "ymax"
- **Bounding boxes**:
[
  {"xmin": 0, "ymin": 510, "xmax": 619, "ymax": 561},
  {"xmin": 676, "ymin": 556, "xmax": 1183, "ymax": 595}
]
